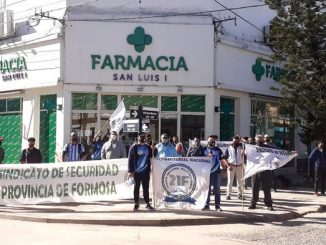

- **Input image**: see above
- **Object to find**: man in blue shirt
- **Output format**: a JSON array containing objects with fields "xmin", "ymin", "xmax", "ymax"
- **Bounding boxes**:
[
  {"xmin": 62, "ymin": 132, "xmax": 85, "ymax": 162},
  {"xmin": 203, "ymin": 135, "xmax": 226, "ymax": 211},
  {"xmin": 155, "ymin": 133, "xmax": 178, "ymax": 157},
  {"xmin": 128, "ymin": 132, "xmax": 154, "ymax": 211},
  {"xmin": 308, "ymin": 140, "xmax": 326, "ymax": 196}
]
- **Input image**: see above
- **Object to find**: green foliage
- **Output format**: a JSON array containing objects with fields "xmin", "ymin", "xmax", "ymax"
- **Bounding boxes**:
[{"xmin": 266, "ymin": 0, "xmax": 326, "ymax": 143}]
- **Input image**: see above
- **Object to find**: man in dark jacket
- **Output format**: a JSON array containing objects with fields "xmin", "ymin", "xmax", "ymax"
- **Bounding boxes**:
[
  {"xmin": 187, "ymin": 137, "xmax": 205, "ymax": 157},
  {"xmin": 308, "ymin": 140, "xmax": 326, "ymax": 196},
  {"xmin": 128, "ymin": 132, "xmax": 154, "ymax": 211},
  {"xmin": 20, "ymin": 137, "xmax": 43, "ymax": 164},
  {"xmin": 249, "ymin": 134, "xmax": 274, "ymax": 211}
]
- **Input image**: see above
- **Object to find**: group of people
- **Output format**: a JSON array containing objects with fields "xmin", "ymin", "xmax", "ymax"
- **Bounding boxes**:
[
  {"xmin": 127, "ymin": 132, "xmax": 282, "ymax": 212},
  {"xmin": 0, "ymin": 130, "xmax": 325, "ymax": 212}
]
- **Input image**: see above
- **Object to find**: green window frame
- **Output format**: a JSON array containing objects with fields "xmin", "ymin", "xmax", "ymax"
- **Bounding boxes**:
[
  {"xmin": 181, "ymin": 95, "xmax": 205, "ymax": 112},
  {"xmin": 72, "ymin": 93, "xmax": 97, "ymax": 110},
  {"xmin": 122, "ymin": 95, "xmax": 158, "ymax": 110},
  {"xmin": 161, "ymin": 96, "xmax": 177, "ymax": 112},
  {"xmin": 101, "ymin": 95, "xmax": 118, "ymax": 110}
]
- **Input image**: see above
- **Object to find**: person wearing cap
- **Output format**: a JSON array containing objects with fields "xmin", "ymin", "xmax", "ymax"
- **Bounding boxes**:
[
  {"xmin": 0, "ymin": 136, "xmax": 5, "ymax": 164},
  {"xmin": 101, "ymin": 131, "xmax": 126, "ymax": 160},
  {"xmin": 62, "ymin": 132, "xmax": 85, "ymax": 162},
  {"xmin": 154, "ymin": 133, "xmax": 178, "ymax": 158},
  {"xmin": 128, "ymin": 132, "xmax": 154, "ymax": 211},
  {"xmin": 20, "ymin": 137, "xmax": 43, "ymax": 164}
]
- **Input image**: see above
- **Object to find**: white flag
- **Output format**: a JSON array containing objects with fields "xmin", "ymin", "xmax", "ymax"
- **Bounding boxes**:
[
  {"xmin": 244, "ymin": 144, "xmax": 298, "ymax": 179},
  {"xmin": 152, "ymin": 157, "xmax": 212, "ymax": 210},
  {"xmin": 109, "ymin": 100, "xmax": 126, "ymax": 133}
]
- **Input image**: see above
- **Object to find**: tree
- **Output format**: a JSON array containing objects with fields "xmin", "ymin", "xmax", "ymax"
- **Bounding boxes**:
[{"xmin": 266, "ymin": 0, "xmax": 326, "ymax": 144}]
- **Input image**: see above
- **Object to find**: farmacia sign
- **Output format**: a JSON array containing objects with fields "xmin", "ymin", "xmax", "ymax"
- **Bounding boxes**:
[
  {"xmin": 0, "ymin": 57, "xmax": 28, "ymax": 81},
  {"xmin": 91, "ymin": 26, "xmax": 188, "ymax": 82}
]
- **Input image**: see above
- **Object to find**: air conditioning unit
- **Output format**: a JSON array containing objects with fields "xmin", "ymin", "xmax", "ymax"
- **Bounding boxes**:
[
  {"xmin": 0, "ymin": 10, "xmax": 14, "ymax": 38},
  {"xmin": 263, "ymin": 25, "xmax": 272, "ymax": 44}
]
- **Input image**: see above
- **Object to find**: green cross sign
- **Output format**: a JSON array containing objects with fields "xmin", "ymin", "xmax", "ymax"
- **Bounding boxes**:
[
  {"xmin": 127, "ymin": 26, "xmax": 152, "ymax": 53},
  {"xmin": 252, "ymin": 59, "xmax": 265, "ymax": 81}
]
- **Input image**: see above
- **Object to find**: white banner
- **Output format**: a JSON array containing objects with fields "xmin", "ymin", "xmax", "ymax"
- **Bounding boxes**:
[
  {"xmin": 189, "ymin": 140, "xmax": 232, "ymax": 154},
  {"xmin": 0, "ymin": 159, "xmax": 133, "ymax": 205},
  {"xmin": 244, "ymin": 145, "xmax": 298, "ymax": 179},
  {"xmin": 109, "ymin": 100, "xmax": 126, "ymax": 133},
  {"xmin": 152, "ymin": 157, "xmax": 212, "ymax": 210}
]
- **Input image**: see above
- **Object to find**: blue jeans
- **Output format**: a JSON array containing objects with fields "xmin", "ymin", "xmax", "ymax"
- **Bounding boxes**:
[{"xmin": 205, "ymin": 171, "xmax": 221, "ymax": 208}]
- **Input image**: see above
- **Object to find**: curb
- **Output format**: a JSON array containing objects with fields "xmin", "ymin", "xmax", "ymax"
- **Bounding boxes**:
[{"xmin": 0, "ymin": 205, "xmax": 324, "ymax": 226}]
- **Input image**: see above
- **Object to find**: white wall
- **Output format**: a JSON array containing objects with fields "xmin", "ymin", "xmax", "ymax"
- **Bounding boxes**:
[
  {"xmin": 216, "ymin": 42, "xmax": 281, "ymax": 97},
  {"xmin": 0, "ymin": 42, "xmax": 61, "ymax": 91}
]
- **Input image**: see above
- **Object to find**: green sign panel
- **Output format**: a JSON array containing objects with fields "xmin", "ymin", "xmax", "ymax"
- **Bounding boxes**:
[
  {"xmin": 91, "ymin": 26, "xmax": 189, "ymax": 76},
  {"xmin": 0, "ymin": 57, "xmax": 27, "ymax": 74},
  {"xmin": 252, "ymin": 59, "xmax": 286, "ymax": 81}
]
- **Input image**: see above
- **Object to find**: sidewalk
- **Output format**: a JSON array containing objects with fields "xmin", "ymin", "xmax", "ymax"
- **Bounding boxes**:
[{"xmin": 0, "ymin": 188, "xmax": 325, "ymax": 226}]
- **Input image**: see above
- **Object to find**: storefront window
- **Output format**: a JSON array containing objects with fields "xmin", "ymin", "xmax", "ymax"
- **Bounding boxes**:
[
  {"xmin": 72, "ymin": 93, "xmax": 97, "ymax": 110},
  {"xmin": 122, "ymin": 95, "xmax": 158, "ymax": 110},
  {"xmin": 72, "ymin": 112, "xmax": 97, "ymax": 139},
  {"xmin": 101, "ymin": 95, "xmax": 117, "ymax": 110},
  {"xmin": 161, "ymin": 96, "xmax": 177, "ymax": 111},
  {"xmin": 181, "ymin": 95, "xmax": 205, "ymax": 112},
  {"xmin": 181, "ymin": 115, "xmax": 205, "ymax": 141},
  {"xmin": 220, "ymin": 97, "xmax": 235, "ymax": 141},
  {"xmin": 251, "ymin": 100, "xmax": 294, "ymax": 150}
]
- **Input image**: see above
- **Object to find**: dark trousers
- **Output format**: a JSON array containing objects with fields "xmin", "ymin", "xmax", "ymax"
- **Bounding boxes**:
[
  {"xmin": 251, "ymin": 170, "xmax": 273, "ymax": 207},
  {"xmin": 134, "ymin": 171, "xmax": 150, "ymax": 204},
  {"xmin": 205, "ymin": 171, "xmax": 221, "ymax": 208},
  {"xmin": 314, "ymin": 167, "xmax": 326, "ymax": 194}
]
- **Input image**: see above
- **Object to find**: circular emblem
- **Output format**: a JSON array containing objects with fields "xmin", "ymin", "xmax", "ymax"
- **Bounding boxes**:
[{"xmin": 161, "ymin": 164, "xmax": 196, "ymax": 201}]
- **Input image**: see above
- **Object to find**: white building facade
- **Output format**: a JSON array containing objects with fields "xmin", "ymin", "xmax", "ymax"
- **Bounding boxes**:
[{"xmin": 0, "ymin": 0, "xmax": 301, "ymax": 163}]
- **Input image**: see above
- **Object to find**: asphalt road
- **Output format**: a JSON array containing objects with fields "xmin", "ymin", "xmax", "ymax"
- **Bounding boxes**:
[{"xmin": 0, "ymin": 212, "xmax": 325, "ymax": 245}]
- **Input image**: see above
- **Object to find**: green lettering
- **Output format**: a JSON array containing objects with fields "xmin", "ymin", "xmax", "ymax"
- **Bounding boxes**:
[
  {"xmin": 114, "ymin": 55, "xmax": 127, "ymax": 70},
  {"xmin": 156, "ymin": 56, "xmax": 168, "ymax": 71},
  {"xmin": 2, "ymin": 60, "xmax": 9, "ymax": 74},
  {"xmin": 91, "ymin": 55, "xmax": 101, "ymax": 69},
  {"xmin": 18, "ymin": 57, "xmax": 27, "ymax": 71},
  {"xmin": 270, "ymin": 66, "xmax": 276, "ymax": 79},
  {"xmin": 101, "ymin": 55, "xmax": 114, "ymax": 69},
  {"xmin": 143, "ymin": 56, "xmax": 156, "ymax": 70},
  {"xmin": 265, "ymin": 64, "xmax": 271, "ymax": 78},
  {"xmin": 175, "ymin": 56, "xmax": 188, "ymax": 71},
  {"xmin": 127, "ymin": 56, "xmax": 142, "ymax": 69},
  {"xmin": 169, "ymin": 57, "xmax": 176, "ymax": 71}
]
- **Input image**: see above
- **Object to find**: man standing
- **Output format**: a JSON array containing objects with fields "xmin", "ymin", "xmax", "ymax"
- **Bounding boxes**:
[
  {"xmin": 91, "ymin": 135, "xmax": 103, "ymax": 160},
  {"xmin": 62, "ymin": 132, "xmax": 85, "ymax": 162},
  {"xmin": 249, "ymin": 134, "xmax": 274, "ymax": 211},
  {"xmin": 225, "ymin": 135, "xmax": 245, "ymax": 200},
  {"xmin": 128, "ymin": 132, "xmax": 154, "ymax": 211},
  {"xmin": 155, "ymin": 133, "xmax": 178, "ymax": 157},
  {"xmin": 20, "ymin": 137, "xmax": 42, "ymax": 164},
  {"xmin": 187, "ymin": 137, "xmax": 205, "ymax": 157},
  {"xmin": 308, "ymin": 140, "xmax": 326, "ymax": 196},
  {"xmin": 0, "ymin": 136, "xmax": 5, "ymax": 164},
  {"xmin": 202, "ymin": 135, "xmax": 226, "ymax": 211},
  {"xmin": 101, "ymin": 131, "xmax": 126, "ymax": 159}
]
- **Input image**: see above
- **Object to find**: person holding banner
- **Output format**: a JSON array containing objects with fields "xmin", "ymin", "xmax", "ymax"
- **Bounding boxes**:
[
  {"xmin": 20, "ymin": 137, "xmax": 43, "ymax": 164},
  {"xmin": 154, "ymin": 133, "xmax": 178, "ymax": 157},
  {"xmin": 248, "ymin": 134, "xmax": 274, "ymax": 211},
  {"xmin": 128, "ymin": 132, "xmax": 154, "ymax": 211},
  {"xmin": 225, "ymin": 135, "xmax": 245, "ymax": 200},
  {"xmin": 308, "ymin": 140, "xmax": 326, "ymax": 196},
  {"xmin": 187, "ymin": 137, "xmax": 205, "ymax": 157},
  {"xmin": 202, "ymin": 135, "xmax": 226, "ymax": 212},
  {"xmin": 62, "ymin": 132, "xmax": 85, "ymax": 162}
]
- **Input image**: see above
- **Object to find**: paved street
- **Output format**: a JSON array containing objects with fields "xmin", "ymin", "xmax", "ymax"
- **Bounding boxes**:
[{"xmin": 0, "ymin": 212, "xmax": 325, "ymax": 245}]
